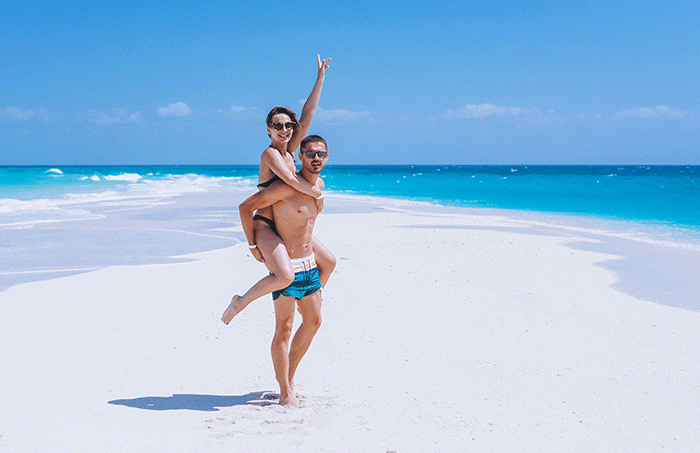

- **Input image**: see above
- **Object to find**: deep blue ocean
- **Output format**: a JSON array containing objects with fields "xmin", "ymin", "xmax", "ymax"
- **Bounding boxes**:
[{"xmin": 2, "ymin": 165, "xmax": 700, "ymax": 229}]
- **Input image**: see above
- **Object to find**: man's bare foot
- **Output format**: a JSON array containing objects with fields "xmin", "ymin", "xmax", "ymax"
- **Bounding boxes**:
[
  {"xmin": 279, "ymin": 392, "xmax": 303, "ymax": 408},
  {"xmin": 288, "ymin": 380, "xmax": 303, "ymax": 399},
  {"xmin": 221, "ymin": 295, "xmax": 243, "ymax": 325}
]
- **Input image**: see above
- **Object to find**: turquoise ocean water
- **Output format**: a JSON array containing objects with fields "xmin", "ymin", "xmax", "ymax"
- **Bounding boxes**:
[
  {"xmin": 324, "ymin": 165, "xmax": 700, "ymax": 229},
  {"xmin": 2, "ymin": 165, "xmax": 700, "ymax": 291},
  {"xmin": 2, "ymin": 165, "xmax": 700, "ymax": 227}
]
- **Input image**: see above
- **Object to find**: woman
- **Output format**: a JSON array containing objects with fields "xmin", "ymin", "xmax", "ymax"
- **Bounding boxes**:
[{"xmin": 222, "ymin": 55, "xmax": 335, "ymax": 324}]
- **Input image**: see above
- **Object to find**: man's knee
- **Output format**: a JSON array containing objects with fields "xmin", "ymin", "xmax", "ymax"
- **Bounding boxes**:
[
  {"xmin": 304, "ymin": 306, "xmax": 322, "ymax": 331},
  {"xmin": 273, "ymin": 305, "xmax": 295, "ymax": 338},
  {"xmin": 309, "ymin": 314, "xmax": 322, "ymax": 331},
  {"xmin": 274, "ymin": 319, "xmax": 294, "ymax": 340}
]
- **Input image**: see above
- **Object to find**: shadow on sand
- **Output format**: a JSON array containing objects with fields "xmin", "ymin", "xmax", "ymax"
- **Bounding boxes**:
[{"xmin": 108, "ymin": 392, "xmax": 279, "ymax": 411}]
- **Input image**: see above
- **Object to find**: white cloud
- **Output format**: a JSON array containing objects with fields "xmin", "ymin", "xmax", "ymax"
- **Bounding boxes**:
[
  {"xmin": 445, "ymin": 103, "xmax": 696, "ymax": 126},
  {"xmin": 230, "ymin": 105, "xmax": 247, "ymax": 112},
  {"xmin": 315, "ymin": 107, "xmax": 375, "ymax": 124},
  {"xmin": 610, "ymin": 105, "xmax": 692, "ymax": 121},
  {"xmin": 446, "ymin": 103, "xmax": 515, "ymax": 119},
  {"xmin": 157, "ymin": 102, "xmax": 193, "ymax": 117},
  {"xmin": 1, "ymin": 106, "xmax": 36, "ymax": 120},
  {"xmin": 1, "ymin": 107, "xmax": 60, "ymax": 122},
  {"xmin": 445, "ymin": 103, "xmax": 544, "ymax": 120},
  {"xmin": 85, "ymin": 108, "xmax": 142, "ymax": 125},
  {"xmin": 445, "ymin": 103, "xmax": 568, "ymax": 125},
  {"xmin": 289, "ymin": 99, "xmax": 375, "ymax": 124}
]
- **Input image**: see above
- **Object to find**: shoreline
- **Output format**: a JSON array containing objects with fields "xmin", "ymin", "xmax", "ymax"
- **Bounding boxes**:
[
  {"xmin": 1, "ymin": 191, "xmax": 700, "ymax": 451},
  {"xmin": 3, "ymin": 191, "xmax": 700, "ymax": 310},
  {"xmin": 324, "ymin": 194, "xmax": 700, "ymax": 310}
]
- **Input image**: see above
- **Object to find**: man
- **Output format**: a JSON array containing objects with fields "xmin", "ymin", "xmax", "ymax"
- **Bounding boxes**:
[{"xmin": 236, "ymin": 135, "xmax": 332, "ymax": 408}]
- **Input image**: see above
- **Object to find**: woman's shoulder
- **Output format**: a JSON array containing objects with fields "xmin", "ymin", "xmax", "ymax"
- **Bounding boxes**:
[
  {"xmin": 261, "ymin": 147, "xmax": 295, "ymax": 165},
  {"xmin": 259, "ymin": 146, "xmax": 277, "ymax": 166},
  {"xmin": 260, "ymin": 145, "xmax": 289, "ymax": 159},
  {"xmin": 260, "ymin": 145, "xmax": 276, "ymax": 158}
]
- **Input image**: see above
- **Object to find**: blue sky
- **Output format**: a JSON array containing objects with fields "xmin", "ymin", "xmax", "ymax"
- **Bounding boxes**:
[{"xmin": 1, "ymin": 0, "xmax": 698, "ymax": 165}]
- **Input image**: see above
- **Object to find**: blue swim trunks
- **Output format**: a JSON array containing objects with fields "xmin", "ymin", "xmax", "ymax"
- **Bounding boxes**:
[{"xmin": 273, "ymin": 255, "xmax": 322, "ymax": 300}]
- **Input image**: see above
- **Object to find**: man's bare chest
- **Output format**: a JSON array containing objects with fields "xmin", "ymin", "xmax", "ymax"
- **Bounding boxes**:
[{"xmin": 274, "ymin": 192, "xmax": 317, "ymax": 226}]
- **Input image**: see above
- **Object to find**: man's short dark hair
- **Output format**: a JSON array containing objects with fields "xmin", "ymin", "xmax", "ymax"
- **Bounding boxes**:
[{"xmin": 300, "ymin": 135, "xmax": 327, "ymax": 151}]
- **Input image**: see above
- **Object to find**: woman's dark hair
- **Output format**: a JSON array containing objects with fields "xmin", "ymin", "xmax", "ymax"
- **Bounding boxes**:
[
  {"xmin": 266, "ymin": 106, "xmax": 299, "ymax": 140},
  {"xmin": 266, "ymin": 106, "xmax": 299, "ymax": 127}
]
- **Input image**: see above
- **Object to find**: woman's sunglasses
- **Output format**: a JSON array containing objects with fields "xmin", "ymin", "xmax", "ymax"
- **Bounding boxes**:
[{"xmin": 270, "ymin": 122, "xmax": 296, "ymax": 131}]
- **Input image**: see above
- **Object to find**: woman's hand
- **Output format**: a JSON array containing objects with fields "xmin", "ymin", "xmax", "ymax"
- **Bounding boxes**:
[
  {"xmin": 315, "ymin": 195, "xmax": 325, "ymax": 213},
  {"xmin": 289, "ymin": 54, "xmax": 331, "ymax": 152},
  {"xmin": 317, "ymin": 54, "xmax": 331, "ymax": 76}
]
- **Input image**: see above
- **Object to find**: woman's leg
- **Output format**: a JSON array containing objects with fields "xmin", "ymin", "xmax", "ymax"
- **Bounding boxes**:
[
  {"xmin": 222, "ymin": 224, "xmax": 295, "ymax": 324},
  {"xmin": 311, "ymin": 236, "xmax": 336, "ymax": 287}
]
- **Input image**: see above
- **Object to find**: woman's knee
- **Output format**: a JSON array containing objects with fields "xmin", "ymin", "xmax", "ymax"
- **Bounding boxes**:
[
  {"xmin": 326, "ymin": 252, "xmax": 337, "ymax": 271},
  {"xmin": 316, "ymin": 248, "xmax": 336, "ymax": 272},
  {"xmin": 274, "ymin": 268, "xmax": 294, "ymax": 287},
  {"xmin": 263, "ymin": 247, "xmax": 294, "ymax": 286}
]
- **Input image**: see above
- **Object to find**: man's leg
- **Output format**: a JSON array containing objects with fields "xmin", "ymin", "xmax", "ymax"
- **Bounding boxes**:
[
  {"xmin": 287, "ymin": 290, "xmax": 323, "ymax": 397},
  {"xmin": 271, "ymin": 295, "xmax": 301, "ymax": 408}
]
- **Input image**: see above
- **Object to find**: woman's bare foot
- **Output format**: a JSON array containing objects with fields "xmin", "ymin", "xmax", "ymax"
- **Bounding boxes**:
[{"xmin": 221, "ymin": 295, "xmax": 243, "ymax": 325}]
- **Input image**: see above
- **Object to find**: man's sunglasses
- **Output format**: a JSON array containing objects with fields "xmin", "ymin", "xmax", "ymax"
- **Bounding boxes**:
[
  {"xmin": 302, "ymin": 150, "xmax": 328, "ymax": 158},
  {"xmin": 270, "ymin": 122, "xmax": 296, "ymax": 131}
]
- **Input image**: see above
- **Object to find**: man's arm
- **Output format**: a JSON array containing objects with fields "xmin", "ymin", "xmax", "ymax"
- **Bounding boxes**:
[{"xmin": 239, "ymin": 181, "xmax": 294, "ymax": 251}]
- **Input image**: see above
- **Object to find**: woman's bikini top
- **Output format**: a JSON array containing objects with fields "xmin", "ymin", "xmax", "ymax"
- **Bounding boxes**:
[{"xmin": 257, "ymin": 174, "xmax": 282, "ymax": 188}]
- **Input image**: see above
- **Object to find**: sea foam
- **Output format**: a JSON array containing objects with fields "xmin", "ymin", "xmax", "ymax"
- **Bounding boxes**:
[
  {"xmin": 104, "ymin": 173, "xmax": 142, "ymax": 182},
  {"xmin": 1, "ymin": 171, "xmax": 256, "ymax": 228}
]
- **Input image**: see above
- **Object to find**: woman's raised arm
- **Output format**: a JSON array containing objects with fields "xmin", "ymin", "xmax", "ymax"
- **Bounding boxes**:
[{"xmin": 287, "ymin": 54, "xmax": 331, "ymax": 153}]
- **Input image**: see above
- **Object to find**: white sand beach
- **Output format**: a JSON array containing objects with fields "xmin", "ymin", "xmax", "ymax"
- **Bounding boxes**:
[{"xmin": 2, "ymin": 195, "xmax": 700, "ymax": 452}]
